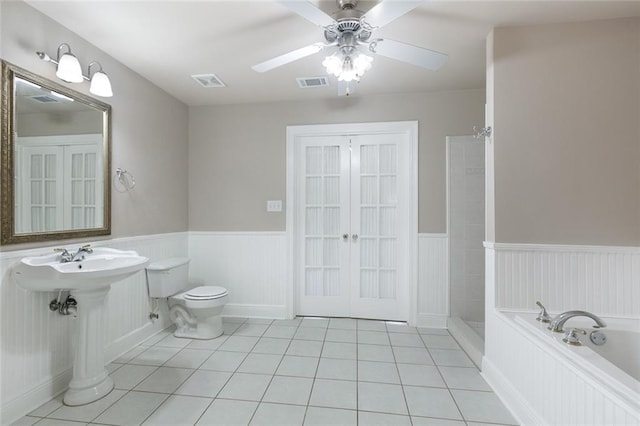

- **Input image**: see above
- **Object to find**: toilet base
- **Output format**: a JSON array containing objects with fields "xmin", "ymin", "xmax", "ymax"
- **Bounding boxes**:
[{"xmin": 174, "ymin": 313, "xmax": 224, "ymax": 340}]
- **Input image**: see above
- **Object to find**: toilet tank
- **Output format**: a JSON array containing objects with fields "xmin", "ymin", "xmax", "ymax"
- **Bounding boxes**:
[{"xmin": 146, "ymin": 257, "xmax": 190, "ymax": 298}]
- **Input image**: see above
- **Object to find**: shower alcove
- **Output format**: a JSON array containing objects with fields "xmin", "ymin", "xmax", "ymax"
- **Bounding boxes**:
[{"xmin": 446, "ymin": 135, "xmax": 486, "ymax": 367}]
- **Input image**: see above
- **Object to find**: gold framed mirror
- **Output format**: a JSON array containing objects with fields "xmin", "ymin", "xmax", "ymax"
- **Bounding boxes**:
[{"xmin": 1, "ymin": 61, "xmax": 111, "ymax": 245}]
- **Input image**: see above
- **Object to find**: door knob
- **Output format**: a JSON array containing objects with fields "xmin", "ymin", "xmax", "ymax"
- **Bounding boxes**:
[
  {"xmin": 342, "ymin": 234, "xmax": 349, "ymax": 242},
  {"xmin": 352, "ymin": 234, "xmax": 358, "ymax": 241}
]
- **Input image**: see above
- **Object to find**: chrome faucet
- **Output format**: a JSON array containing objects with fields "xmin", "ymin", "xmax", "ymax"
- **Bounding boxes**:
[
  {"xmin": 535, "ymin": 301, "xmax": 551, "ymax": 323},
  {"xmin": 55, "ymin": 245, "xmax": 93, "ymax": 263},
  {"xmin": 548, "ymin": 310, "xmax": 607, "ymax": 333}
]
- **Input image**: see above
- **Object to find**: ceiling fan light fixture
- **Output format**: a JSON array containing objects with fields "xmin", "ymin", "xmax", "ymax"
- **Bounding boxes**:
[
  {"xmin": 251, "ymin": 0, "xmax": 448, "ymax": 96},
  {"xmin": 338, "ymin": 57, "xmax": 358, "ymax": 82},
  {"xmin": 322, "ymin": 54, "xmax": 343, "ymax": 76},
  {"xmin": 323, "ymin": 52, "xmax": 372, "ymax": 82},
  {"xmin": 353, "ymin": 53, "xmax": 373, "ymax": 75}
]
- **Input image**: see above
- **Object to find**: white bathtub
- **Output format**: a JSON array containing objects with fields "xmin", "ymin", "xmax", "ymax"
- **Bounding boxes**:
[
  {"xmin": 516, "ymin": 314, "xmax": 640, "ymax": 402},
  {"xmin": 483, "ymin": 311, "xmax": 640, "ymax": 425}
]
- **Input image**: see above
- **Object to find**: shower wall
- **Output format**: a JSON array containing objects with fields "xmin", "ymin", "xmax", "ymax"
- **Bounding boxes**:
[{"xmin": 448, "ymin": 136, "xmax": 485, "ymax": 323}]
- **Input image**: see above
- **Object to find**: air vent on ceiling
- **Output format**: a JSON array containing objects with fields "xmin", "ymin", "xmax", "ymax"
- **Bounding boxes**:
[
  {"xmin": 191, "ymin": 73, "xmax": 226, "ymax": 88},
  {"xmin": 29, "ymin": 95, "xmax": 59, "ymax": 103},
  {"xmin": 297, "ymin": 76, "xmax": 330, "ymax": 89}
]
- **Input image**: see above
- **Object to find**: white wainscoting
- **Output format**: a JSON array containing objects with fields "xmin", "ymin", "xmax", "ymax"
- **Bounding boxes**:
[
  {"xmin": 488, "ymin": 242, "xmax": 640, "ymax": 317},
  {"xmin": 188, "ymin": 232, "xmax": 449, "ymax": 327},
  {"xmin": 0, "ymin": 232, "xmax": 187, "ymax": 425},
  {"xmin": 188, "ymin": 232, "xmax": 288, "ymax": 319},
  {"xmin": 416, "ymin": 234, "xmax": 449, "ymax": 328}
]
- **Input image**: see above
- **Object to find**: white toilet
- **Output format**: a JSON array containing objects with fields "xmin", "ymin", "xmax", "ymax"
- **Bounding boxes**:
[{"xmin": 146, "ymin": 258, "xmax": 228, "ymax": 339}]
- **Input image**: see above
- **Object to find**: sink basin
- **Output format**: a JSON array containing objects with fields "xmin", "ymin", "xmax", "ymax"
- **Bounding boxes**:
[{"xmin": 13, "ymin": 247, "xmax": 149, "ymax": 291}]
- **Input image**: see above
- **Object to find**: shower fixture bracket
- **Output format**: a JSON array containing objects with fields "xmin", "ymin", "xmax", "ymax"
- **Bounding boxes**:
[{"xmin": 473, "ymin": 125, "xmax": 492, "ymax": 139}]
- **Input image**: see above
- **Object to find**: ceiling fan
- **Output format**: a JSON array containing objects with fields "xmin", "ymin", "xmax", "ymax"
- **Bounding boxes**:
[{"xmin": 252, "ymin": 0, "xmax": 448, "ymax": 95}]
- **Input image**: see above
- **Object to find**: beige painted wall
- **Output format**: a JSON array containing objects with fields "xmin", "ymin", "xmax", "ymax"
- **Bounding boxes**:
[
  {"xmin": 17, "ymin": 110, "xmax": 102, "ymax": 136},
  {"xmin": 0, "ymin": 1, "xmax": 189, "ymax": 250},
  {"xmin": 189, "ymin": 90, "xmax": 485, "ymax": 232},
  {"xmin": 490, "ymin": 18, "xmax": 640, "ymax": 246}
]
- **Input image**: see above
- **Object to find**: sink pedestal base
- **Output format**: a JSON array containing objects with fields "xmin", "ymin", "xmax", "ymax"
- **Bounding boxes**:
[{"xmin": 63, "ymin": 286, "xmax": 114, "ymax": 406}]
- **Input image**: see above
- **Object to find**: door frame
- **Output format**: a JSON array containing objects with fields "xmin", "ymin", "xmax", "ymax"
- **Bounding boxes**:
[{"xmin": 285, "ymin": 121, "xmax": 419, "ymax": 324}]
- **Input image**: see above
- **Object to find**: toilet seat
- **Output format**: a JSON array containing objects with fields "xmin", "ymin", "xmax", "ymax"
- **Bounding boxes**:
[{"xmin": 184, "ymin": 286, "xmax": 228, "ymax": 300}]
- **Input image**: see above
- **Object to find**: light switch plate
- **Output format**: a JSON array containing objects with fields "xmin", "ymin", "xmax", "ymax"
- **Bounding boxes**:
[{"xmin": 267, "ymin": 200, "xmax": 282, "ymax": 212}]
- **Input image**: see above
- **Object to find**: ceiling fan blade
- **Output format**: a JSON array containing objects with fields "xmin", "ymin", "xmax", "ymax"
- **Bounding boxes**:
[
  {"xmin": 252, "ymin": 43, "xmax": 327, "ymax": 73},
  {"xmin": 277, "ymin": 1, "xmax": 336, "ymax": 27},
  {"xmin": 362, "ymin": 1, "xmax": 423, "ymax": 29},
  {"xmin": 368, "ymin": 38, "xmax": 448, "ymax": 70}
]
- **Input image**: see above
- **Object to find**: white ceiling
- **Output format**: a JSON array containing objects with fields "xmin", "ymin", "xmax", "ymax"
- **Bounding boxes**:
[{"xmin": 27, "ymin": 1, "xmax": 640, "ymax": 106}]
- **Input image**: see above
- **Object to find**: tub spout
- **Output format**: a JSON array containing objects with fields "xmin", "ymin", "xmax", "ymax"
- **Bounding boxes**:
[{"xmin": 548, "ymin": 310, "xmax": 607, "ymax": 333}]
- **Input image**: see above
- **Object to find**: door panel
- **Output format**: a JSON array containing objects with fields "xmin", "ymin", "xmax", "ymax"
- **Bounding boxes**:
[
  {"xmin": 350, "ymin": 134, "xmax": 408, "ymax": 320},
  {"xmin": 298, "ymin": 137, "xmax": 351, "ymax": 316}
]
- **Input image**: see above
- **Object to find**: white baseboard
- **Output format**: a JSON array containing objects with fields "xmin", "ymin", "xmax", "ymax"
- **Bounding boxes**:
[
  {"xmin": 447, "ymin": 317, "xmax": 484, "ymax": 368},
  {"xmin": 223, "ymin": 303, "xmax": 288, "ymax": 320},
  {"xmin": 0, "ymin": 368, "xmax": 72, "ymax": 425},
  {"xmin": 105, "ymin": 318, "xmax": 172, "ymax": 363},
  {"xmin": 481, "ymin": 357, "xmax": 543, "ymax": 426},
  {"xmin": 415, "ymin": 313, "xmax": 448, "ymax": 329}
]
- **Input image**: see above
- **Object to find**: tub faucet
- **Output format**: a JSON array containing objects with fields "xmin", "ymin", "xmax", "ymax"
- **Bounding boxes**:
[
  {"xmin": 535, "ymin": 301, "xmax": 551, "ymax": 323},
  {"xmin": 548, "ymin": 310, "xmax": 607, "ymax": 333}
]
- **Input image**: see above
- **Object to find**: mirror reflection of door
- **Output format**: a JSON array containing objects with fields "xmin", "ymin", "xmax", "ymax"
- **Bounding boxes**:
[
  {"xmin": 15, "ymin": 135, "xmax": 103, "ymax": 233},
  {"xmin": 13, "ymin": 76, "xmax": 105, "ymax": 234}
]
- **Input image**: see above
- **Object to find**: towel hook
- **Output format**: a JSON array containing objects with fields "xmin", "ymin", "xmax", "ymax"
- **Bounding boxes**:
[{"xmin": 114, "ymin": 168, "xmax": 136, "ymax": 192}]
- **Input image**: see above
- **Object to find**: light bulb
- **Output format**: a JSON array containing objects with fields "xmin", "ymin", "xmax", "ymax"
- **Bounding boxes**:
[
  {"xmin": 337, "ymin": 56, "xmax": 359, "ymax": 82},
  {"xmin": 56, "ymin": 53, "xmax": 83, "ymax": 83},
  {"xmin": 322, "ymin": 55, "xmax": 343, "ymax": 77},
  {"xmin": 353, "ymin": 54, "xmax": 372, "ymax": 76},
  {"xmin": 90, "ymin": 71, "xmax": 113, "ymax": 97}
]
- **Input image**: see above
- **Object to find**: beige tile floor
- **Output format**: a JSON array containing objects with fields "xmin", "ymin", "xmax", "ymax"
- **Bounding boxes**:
[{"xmin": 14, "ymin": 317, "xmax": 518, "ymax": 426}]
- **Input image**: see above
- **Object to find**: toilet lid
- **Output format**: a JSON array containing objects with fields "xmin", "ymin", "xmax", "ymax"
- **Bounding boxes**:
[{"xmin": 184, "ymin": 286, "xmax": 228, "ymax": 300}]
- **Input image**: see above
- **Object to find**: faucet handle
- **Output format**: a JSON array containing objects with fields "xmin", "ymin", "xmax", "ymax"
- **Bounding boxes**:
[
  {"xmin": 535, "ymin": 301, "xmax": 551, "ymax": 323},
  {"xmin": 80, "ymin": 244, "xmax": 93, "ymax": 253},
  {"xmin": 53, "ymin": 247, "xmax": 68, "ymax": 253},
  {"xmin": 562, "ymin": 328, "xmax": 586, "ymax": 346}
]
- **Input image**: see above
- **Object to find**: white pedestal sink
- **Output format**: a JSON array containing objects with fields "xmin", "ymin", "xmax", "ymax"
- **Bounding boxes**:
[{"xmin": 13, "ymin": 247, "xmax": 149, "ymax": 406}]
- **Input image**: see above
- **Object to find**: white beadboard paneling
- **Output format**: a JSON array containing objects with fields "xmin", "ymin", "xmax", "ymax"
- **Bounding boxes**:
[
  {"xmin": 488, "ymin": 242, "xmax": 640, "ymax": 317},
  {"xmin": 188, "ymin": 232, "xmax": 287, "ymax": 318},
  {"xmin": 0, "ymin": 232, "xmax": 187, "ymax": 424},
  {"xmin": 416, "ymin": 234, "xmax": 448, "ymax": 328},
  {"xmin": 190, "ymin": 232, "xmax": 440, "ymax": 324}
]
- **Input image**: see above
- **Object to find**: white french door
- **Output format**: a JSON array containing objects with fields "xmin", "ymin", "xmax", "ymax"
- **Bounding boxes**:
[{"xmin": 293, "ymin": 125, "xmax": 413, "ymax": 321}]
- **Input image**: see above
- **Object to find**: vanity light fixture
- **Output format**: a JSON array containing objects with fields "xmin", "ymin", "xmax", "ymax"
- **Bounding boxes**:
[
  {"xmin": 54, "ymin": 43, "xmax": 83, "ymax": 83},
  {"xmin": 36, "ymin": 43, "xmax": 114, "ymax": 97},
  {"xmin": 87, "ymin": 62, "xmax": 113, "ymax": 98}
]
